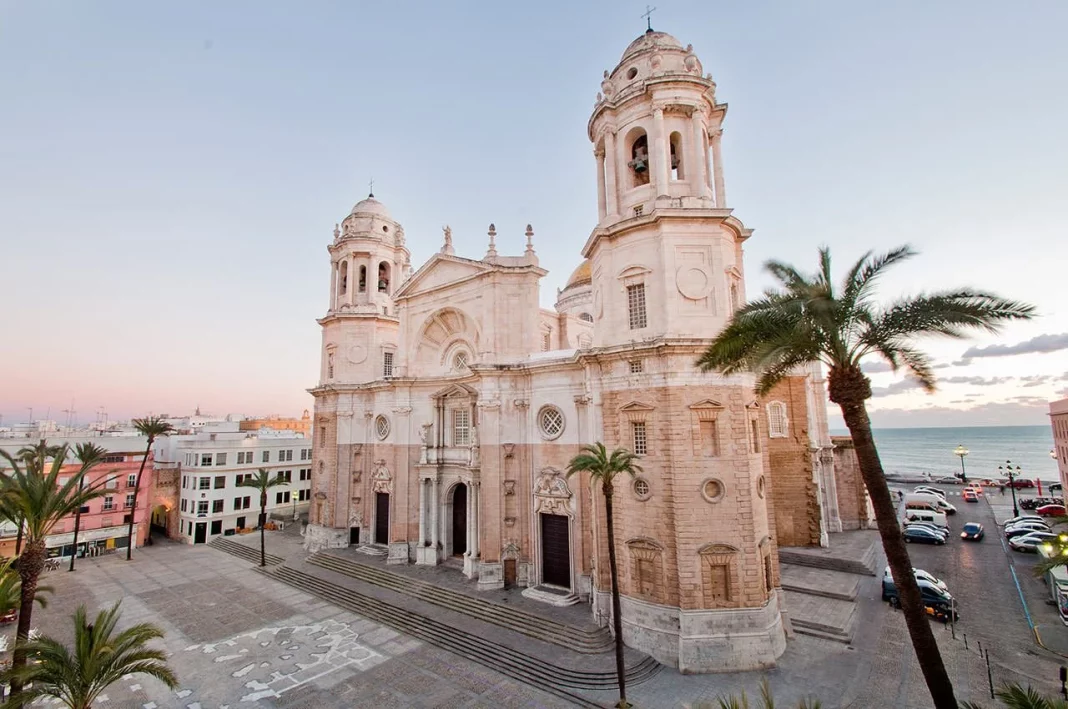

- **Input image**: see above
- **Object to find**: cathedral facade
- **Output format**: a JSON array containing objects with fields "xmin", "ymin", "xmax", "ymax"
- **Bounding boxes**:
[{"xmin": 305, "ymin": 29, "xmax": 839, "ymax": 673}]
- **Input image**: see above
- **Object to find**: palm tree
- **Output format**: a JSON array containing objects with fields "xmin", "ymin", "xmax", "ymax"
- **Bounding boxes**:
[
  {"xmin": 237, "ymin": 468, "xmax": 285, "ymax": 567},
  {"xmin": 0, "ymin": 601, "xmax": 178, "ymax": 709},
  {"xmin": 696, "ymin": 246, "xmax": 1034, "ymax": 709},
  {"xmin": 959, "ymin": 683, "xmax": 1068, "ymax": 709},
  {"xmin": 566, "ymin": 442, "xmax": 642, "ymax": 709},
  {"xmin": 716, "ymin": 680, "xmax": 822, "ymax": 709},
  {"xmin": 0, "ymin": 441, "xmax": 108, "ymax": 704},
  {"xmin": 126, "ymin": 416, "xmax": 175, "ymax": 560},
  {"xmin": 1, "ymin": 443, "xmax": 65, "ymax": 558},
  {"xmin": 68, "ymin": 443, "xmax": 109, "ymax": 573},
  {"xmin": 0, "ymin": 557, "xmax": 50, "ymax": 622}
]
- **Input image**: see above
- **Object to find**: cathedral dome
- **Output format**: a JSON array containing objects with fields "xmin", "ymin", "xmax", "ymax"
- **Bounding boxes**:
[
  {"xmin": 620, "ymin": 30, "xmax": 684, "ymax": 62},
  {"xmin": 564, "ymin": 260, "xmax": 592, "ymax": 289},
  {"xmin": 350, "ymin": 195, "xmax": 391, "ymax": 220}
]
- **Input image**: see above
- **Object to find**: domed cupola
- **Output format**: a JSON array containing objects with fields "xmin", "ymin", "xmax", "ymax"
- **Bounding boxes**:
[{"xmin": 338, "ymin": 193, "xmax": 402, "ymax": 243}]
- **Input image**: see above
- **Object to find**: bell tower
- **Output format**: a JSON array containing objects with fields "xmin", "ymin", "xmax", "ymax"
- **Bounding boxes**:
[
  {"xmin": 319, "ymin": 193, "xmax": 411, "ymax": 386},
  {"xmin": 585, "ymin": 29, "xmax": 748, "ymax": 349}
]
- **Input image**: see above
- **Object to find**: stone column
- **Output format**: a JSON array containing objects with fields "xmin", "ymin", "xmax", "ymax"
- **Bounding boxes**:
[
  {"xmin": 471, "ymin": 482, "xmax": 480, "ymax": 558},
  {"xmin": 430, "ymin": 477, "xmax": 439, "ymax": 558},
  {"xmin": 712, "ymin": 129, "xmax": 727, "ymax": 208},
  {"xmin": 595, "ymin": 149, "xmax": 607, "ymax": 221},
  {"xmin": 604, "ymin": 131, "xmax": 619, "ymax": 217},
  {"xmin": 652, "ymin": 107, "xmax": 669, "ymax": 195},
  {"xmin": 329, "ymin": 262, "xmax": 338, "ymax": 310},
  {"xmin": 466, "ymin": 482, "xmax": 475, "ymax": 557},
  {"xmin": 418, "ymin": 478, "xmax": 427, "ymax": 544},
  {"xmin": 690, "ymin": 109, "xmax": 708, "ymax": 199}
]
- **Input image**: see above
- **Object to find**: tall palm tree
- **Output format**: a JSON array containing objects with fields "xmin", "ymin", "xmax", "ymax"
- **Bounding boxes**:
[
  {"xmin": 126, "ymin": 416, "xmax": 175, "ymax": 560},
  {"xmin": 0, "ymin": 557, "xmax": 50, "ymax": 623},
  {"xmin": 0, "ymin": 601, "xmax": 178, "ymax": 709},
  {"xmin": 1, "ymin": 443, "xmax": 65, "ymax": 558},
  {"xmin": 0, "ymin": 441, "xmax": 108, "ymax": 704},
  {"xmin": 237, "ymin": 468, "xmax": 285, "ymax": 567},
  {"xmin": 959, "ymin": 683, "xmax": 1068, "ymax": 709},
  {"xmin": 68, "ymin": 443, "xmax": 109, "ymax": 572},
  {"xmin": 696, "ymin": 246, "xmax": 1034, "ymax": 709},
  {"xmin": 566, "ymin": 442, "xmax": 642, "ymax": 709}
]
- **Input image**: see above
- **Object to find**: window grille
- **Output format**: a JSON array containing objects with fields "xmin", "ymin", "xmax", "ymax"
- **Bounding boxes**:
[
  {"xmin": 627, "ymin": 284, "xmax": 647, "ymax": 330},
  {"xmin": 632, "ymin": 421, "xmax": 648, "ymax": 455}
]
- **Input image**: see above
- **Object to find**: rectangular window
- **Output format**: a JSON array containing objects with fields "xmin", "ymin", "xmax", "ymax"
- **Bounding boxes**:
[
  {"xmin": 197, "ymin": 501, "xmax": 208, "ymax": 515},
  {"xmin": 281, "ymin": 450, "xmax": 293, "ymax": 462},
  {"xmin": 216, "ymin": 452, "xmax": 227, "ymax": 466},
  {"xmin": 275, "ymin": 491, "xmax": 291, "ymax": 504},
  {"xmin": 103, "ymin": 496, "xmax": 114, "ymax": 511},
  {"xmin": 632, "ymin": 421, "xmax": 648, "ymax": 455},
  {"xmin": 127, "ymin": 474, "xmax": 137, "ymax": 488},
  {"xmin": 703, "ymin": 562, "xmax": 731, "ymax": 603},
  {"xmin": 542, "ymin": 331, "xmax": 551, "ymax": 351},
  {"xmin": 180, "ymin": 499, "xmax": 187, "ymax": 512},
  {"xmin": 78, "ymin": 504, "xmax": 90, "ymax": 514},
  {"xmin": 212, "ymin": 500, "xmax": 224, "ymax": 514},
  {"xmin": 243, "ymin": 496, "xmax": 251, "ymax": 509},
  {"xmin": 181, "ymin": 476, "xmax": 187, "ymax": 489},
  {"xmin": 200, "ymin": 453, "xmax": 213, "ymax": 466},
  {"xmin": 750, "ymin": 419, "xmax": 761, "ymax": 454},
  {"xmin": 299, "ymin": 468, "xmax": 310, "ymax": 481},
  {"xmin": 299, "ymin": 489, "xmax": 309, "ymax": 501},
  {"xmin": 628, "ymin": 359, "xmax": 644, "ymax": 374},
  {"xmin": 300, "ymin": 448, "xmax": 310, "ymax": 461},
  {"xmin": 125, "ymin": 493, "xmax": 135, "ymax": 508},
  {"xmin": 106, "ymin": 476, "xmax": 117, "ymax": 489},
  {"xmin": 262, "ymin": 450, "xmax": 270, "ymax": 463},
  {"xmin": 103, "ymin": 454, "xmax": 124, "ymax": 463},
  {"xmin": 383, "ymin": 351, "xmax": 394, "ymax": 378},
  {"xmin": 214, "ymin": 475, "xmax": 225, "ymax": 489},
  {"xmin": 627, "ymin": 284, "xmax": 647, "ymax": 330},
  {"xmin": 210, "ymin": 520, "xmax": 222, "ymax": 535},
  {"xmin": 453, "ymin": 409, "xmax": 471, "ymax": 446},
  {"xmin": 700, "ymin": 419, "xmax": 720, "ymax": 457},
  {"xmin": 278, "ymin": 470, "xmax": 292, "ymax": 483},
  {"xmin": 233, "ymin": 497, "xmax": 242, "ymax": 511},
  {"xmin": 198, "ymin": 477, "xmax": 211, "ymax": 490},
  {"xmin": 235, "ymin": 452, "xmax": 243, "ymax": 464}
]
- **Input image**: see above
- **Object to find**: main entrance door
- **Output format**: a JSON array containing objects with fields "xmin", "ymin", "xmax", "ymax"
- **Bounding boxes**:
[
  {"xmin": 540, "ymin": 513, "xmax": 570, "ymax": 588},
  {"xmin": 452, "ymin": 484, "xmax": 467, "ymax": 556},
  {"xmin": 194, "ymin": 522, "xmax": 207, "ymax": 545},
  {"xmin": 375, "ymin": 492, "xmax": 389, "ymax": 545}
]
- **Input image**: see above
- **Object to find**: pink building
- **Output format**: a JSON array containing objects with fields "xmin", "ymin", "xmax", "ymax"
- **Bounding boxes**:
[
  {"xmin": 45, "ymin": 448, "xmax": 154, "ymax": 558},
  {"xmin": 1051, "ymin": 398, "xmax": 1068, "ymax": 494}
]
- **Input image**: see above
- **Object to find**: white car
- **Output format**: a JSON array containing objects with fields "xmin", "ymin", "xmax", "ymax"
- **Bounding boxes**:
[
  {"xmin": 1009, "ymin": 531, "xmax": 1058, "ymax": 552},
  {"xmin": 914, "ymin": 486, "xmax": 947, "ymax": 499},
  {"xmin": 1005, "ymin": 514, "xmax": 1043, "ymax": 526},
  {"xmin": 1005, "ymin": 522, "xmax": 1051, "ymax": 539},
  {"xmin": 884, "ymin": 565, "xmax": 949, "ymax": 592}
]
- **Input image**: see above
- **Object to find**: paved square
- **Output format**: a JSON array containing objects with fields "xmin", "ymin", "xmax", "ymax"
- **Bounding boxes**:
[{"xmin": 141, "ymin": 578, "xmax": 295, "ymax": 643}]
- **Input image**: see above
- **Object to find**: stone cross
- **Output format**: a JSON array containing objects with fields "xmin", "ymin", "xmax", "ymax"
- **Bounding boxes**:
[{"xmin": 642, "ymin": 5, "xmax": 656, "ymax": 31}]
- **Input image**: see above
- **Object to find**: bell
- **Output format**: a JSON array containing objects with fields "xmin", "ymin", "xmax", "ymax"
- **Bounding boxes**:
[
  {"xmin": 671, "ymin": 154, "xmax": 680, "ymax": 170},
  {"xmin": 631, "ymin": 159, "xmax": 647, "ymax": 173}
]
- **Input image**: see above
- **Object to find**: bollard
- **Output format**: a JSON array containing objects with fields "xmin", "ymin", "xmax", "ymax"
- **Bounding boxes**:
[
  {"xmin": 986, "ymin": 649, "xmax": 995, "ymax": 699},
  {"xmin": 963, "ymin": 633, "xmax": 968, "ymax": 650}
]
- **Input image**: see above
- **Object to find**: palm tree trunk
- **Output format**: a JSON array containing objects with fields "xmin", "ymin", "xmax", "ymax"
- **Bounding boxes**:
[
  {"xmin": 14, "ymin": 516, "xmax": 24, "ymax": 557},
  {"xmin": 259, "ymin": 492, "xmax": 267, "ymax": 567},
  {"xmin": 69, "ymin": 481, "xmax": 84, "ymax": 572},
  {"xmin": 829, "ymin": 368, "xmax": 958, "ymax": 709},
  {"xmin": 10, "ymin": 538, "xmax": 45, "ymax": 704},
  {"xmin": 603, "ymin": 481, "xmax": 628, "ymax": 709},
  {"xmin": 126, "ymin": 439, "xmax": 152, "ymax": 560}
]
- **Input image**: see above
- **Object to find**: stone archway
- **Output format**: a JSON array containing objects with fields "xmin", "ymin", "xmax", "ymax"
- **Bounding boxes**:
[{"xmin": 450, "ymin": 483, "xmax": 468, "ymax": 557}]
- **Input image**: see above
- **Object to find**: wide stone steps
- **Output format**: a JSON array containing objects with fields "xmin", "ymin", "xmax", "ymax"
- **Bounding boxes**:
[
  {"xmin": 780, "ymin": 564, "xmax": 860, "ymax": 601},
  {"xmin": 778, "ymin": 541, "xmax": 878, "ymax": 577},
  {"xmin": 309, "ymin": 552, "xmax": 612, "ymax": 653},
  {"xmin": 784, "ymin": 590, "xmax": 857, "ymax": 645},
  {"xmin": 209, "ymin": 537, "xmax": 285, "ymax": 567},
  {"xmin": 264, "ymin": 565, "xmax": 660, "ymax": 705}
]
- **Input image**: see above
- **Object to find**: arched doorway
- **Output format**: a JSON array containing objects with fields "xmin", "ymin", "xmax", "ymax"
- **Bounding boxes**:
[{"xmin": 451, "ymin": 483, "xmax": 467, "ymax": 557}]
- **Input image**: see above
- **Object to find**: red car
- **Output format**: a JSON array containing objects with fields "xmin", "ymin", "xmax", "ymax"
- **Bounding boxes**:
[
  {"xmin": 1004, "ymin": 478, "xmax": 1036, "ymax": 489},
  {"xmin": 1036, "ymin": 504, "xmax": 1066, "ymax": 517},
  {"xmin": 0, "ymin": 608, "xmax": 17, "ymax": 624}
]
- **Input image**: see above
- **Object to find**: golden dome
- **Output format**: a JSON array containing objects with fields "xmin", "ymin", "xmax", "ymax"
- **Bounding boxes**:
[{"xmin": 565, "ymin": 260, "xmax": 592, "ymax": 289}]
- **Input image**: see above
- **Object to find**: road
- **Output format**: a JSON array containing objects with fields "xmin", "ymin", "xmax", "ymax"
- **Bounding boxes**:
[{"xmin": 890, "ymin": 483, "xmax": 1068, "ymax": 688}]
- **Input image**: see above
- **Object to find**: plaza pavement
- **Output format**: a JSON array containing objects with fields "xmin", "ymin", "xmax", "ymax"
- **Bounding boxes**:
[{"xmin": 6, "ymin": 518, "xmax": 1066, "ymax": 708}]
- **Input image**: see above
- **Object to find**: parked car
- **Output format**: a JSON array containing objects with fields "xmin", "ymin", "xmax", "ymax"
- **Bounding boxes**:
[
  {"xmin": 960, "ymin": 522, "xmax": 985, "ymax": 541},
  {"xmin": 1004, "ymin": 478, "xmax": 1036, "ymax": 489},
  {"xmin": 962, "ymin": 490, "xmax": 979, "ymax": 503},
  {"xmin": 904, "ymin": 526, "xmax": 947, "ymax": 545},
  {"xmin": 934, "ymin": 476, "xmax": 962, "ymax": 485},
  {"xmin": 1009, "ymin": 531, "xmax": 1059, "ymax": 552},
  {"xmin": 905, "ymin": 521, "xmax": 949, "ymax": 538},
  {"xmin": 882, "ymin": 575, "xmax": 956, "ymax": 616},
  {"xmin": 1005, "ymin": 524, "xmax": 1051, "ymax": 539},
  {"xmin": 1050, "ymin": 483, "xmax": 1063, "ymax": 494},
  {"xmin": 1037, "ymin": 504, "xmax": 1067, "ymax": 517},
  {"xmin": 914, "ymin": 486, "xmax": 947, "ymax": 499},
  {"xmin": 1005, "ymin": 514, "xmax": 1043, "ymax": 526},
  {"xmin": 939, "ymin": 500, "xmax": 958, "ymax": 515},
  {"xmin": 1005, "ymin": 518, "xmax": 1050, "ymax": 531},
  {"xmin": 883, "ymin": 566, "xmax": 949, "ymax": 592}
]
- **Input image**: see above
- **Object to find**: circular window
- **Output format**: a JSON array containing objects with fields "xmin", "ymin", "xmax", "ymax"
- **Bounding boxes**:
[
  {"xmin": 757, "ymin": 475, "xmax": 766, "ymax": 499},
  {"xmin": 633, "ymin": 478, "xmax": 651, "ymax": 501},
  {"xmin": 375, "ymin": 415, "xmax": 390, "ymax": 440},
  {"xmin": 382, "ymin": 225, "xmax": 389, "ymax": 232},
  {"xmin": 538, "ymin": 406, "xmax": 565, "ymax": 440},
  {"xmin": 453, "ymin": 351, "xmax": 468, "ymax": 371},
  {"xmin": 701, "ymin": 478, "xmax": 725, "ymax": 503},
  {"xmin": 626, "ymin": 67, "xmax": 638, "ymax": 80}
]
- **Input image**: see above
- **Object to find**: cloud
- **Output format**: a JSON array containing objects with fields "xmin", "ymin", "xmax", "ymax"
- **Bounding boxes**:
[
  {"xmin": 949, "ymin": 399, "xmax": 975, "ymax": 404},
  {"xmin": 941, "ymin": 375, "xmax": 1013, "ymax": 386},
  {"xmin": 861, "ymin": 361, "xmax": 894, "ymax": 374},
  {"xmin": 933, "ymin": 363, "xmax": 953, "ymax": 370},
  {"xmin": 830, "ymin": 400, "xmax": 1052, "ymax": 429},
  {"xmin": 1010, "ymin": 395, "xmax": 1049, "ymax": 404},
  {"xmin": 961, "ymin": 333, "xmax": 1068, "ymax": 359},
  {"xmin": 1019, "ymin": 375, "xmax": 1052, "ymax": 388},
  {"xmin": 870, "ymin": 379, "xmax": 924, "ymax": 397}
]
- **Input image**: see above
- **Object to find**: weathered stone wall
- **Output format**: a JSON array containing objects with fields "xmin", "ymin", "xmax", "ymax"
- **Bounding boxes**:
[{"xmin": 831, "ymin": 435, "xmax": 874, "ymax": 530}]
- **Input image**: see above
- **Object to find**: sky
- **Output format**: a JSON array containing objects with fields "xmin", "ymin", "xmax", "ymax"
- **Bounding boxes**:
[{"xmin": 1, "ymin": 1, "xmax": 1066, "ymax": 429}]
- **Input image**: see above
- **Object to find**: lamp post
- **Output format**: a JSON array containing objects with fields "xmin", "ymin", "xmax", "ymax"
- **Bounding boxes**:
[
  {"xmin": 999, "ymin": 460, "xmax": 1022, "ymax": 518},
  {"xmin": 954, "ymin": 444, "xmax": 969, "ymax": 483}
]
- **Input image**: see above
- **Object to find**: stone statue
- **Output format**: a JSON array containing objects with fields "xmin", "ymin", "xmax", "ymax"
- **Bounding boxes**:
[{"xmin": 443, "ymin": 225, "xmax": 452, "ymax": 247}]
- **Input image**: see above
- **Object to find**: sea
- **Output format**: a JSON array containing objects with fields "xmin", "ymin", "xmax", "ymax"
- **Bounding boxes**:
[{"xmin": 830, "ymin": 426, "xmax": 1060, "ymax": 483}]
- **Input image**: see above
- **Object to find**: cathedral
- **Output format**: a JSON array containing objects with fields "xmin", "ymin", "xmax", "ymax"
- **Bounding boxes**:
[{"xmin": 305, "ymin": 28, "xmax": 841, "ymax": 673}]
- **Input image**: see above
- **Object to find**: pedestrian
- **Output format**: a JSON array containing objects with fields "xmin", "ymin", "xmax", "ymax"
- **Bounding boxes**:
[{"xmin": 1000, "ymin": 484, "xmax": 1006, "ymax": 495}]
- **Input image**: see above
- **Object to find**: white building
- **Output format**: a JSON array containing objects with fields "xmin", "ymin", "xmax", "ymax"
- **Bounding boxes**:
[{"xmin": 155, "ymin": 431, "xmax": 313, "ymax": 544}]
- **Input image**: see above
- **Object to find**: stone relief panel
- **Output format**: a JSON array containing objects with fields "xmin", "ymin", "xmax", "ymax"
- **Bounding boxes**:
[
  {"xmin": 533, "ymin": 468, "xmax": 575, "ymax": 517},
  {"xmin": 371, "ymin": 461, "xmax": 393, "ymax": 495}
]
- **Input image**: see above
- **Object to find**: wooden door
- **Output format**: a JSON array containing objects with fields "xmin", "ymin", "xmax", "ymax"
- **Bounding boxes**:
[
  {"xmin": 540, "ymin": 514, "xmax": 570, "ymax": 588},
  {"xmin": 375, "ymin": 492, "xmax": 389, "ymax": 544},
  {"xmin": 452, "ymin": 484, "xmax": 467, "ymax": 556},
  {"xmin": 503, "ymin": 558, "xmax": 517, "ymax": 588},
  {"xmin": 194, "ymin": 522, "xmax": 207, "ymax": 545}
]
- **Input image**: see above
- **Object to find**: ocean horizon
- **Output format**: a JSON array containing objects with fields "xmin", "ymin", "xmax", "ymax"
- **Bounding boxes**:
[{"xmin": 829, "ymin": 425, "xmax": 1059, "ymax": 482}]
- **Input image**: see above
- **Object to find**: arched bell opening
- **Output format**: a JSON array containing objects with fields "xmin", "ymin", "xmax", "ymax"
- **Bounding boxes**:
[
  {"xmin": 378, "ymin": 261, "xmax": 391, "ymax": 294},
  {"xmin": 670, "ymin": 131, "xmax": 685, "ymax": 180},
  {"xmin": 339, "ymin": 261, "xmax": 348, "ymax": 295},
  {"xmin": 626, "ymin": 128, "xmax": 650, "ymax": 187},
  {"xmin": 358, "ymin": 265, "xmax": 367, "ymax": 293}
]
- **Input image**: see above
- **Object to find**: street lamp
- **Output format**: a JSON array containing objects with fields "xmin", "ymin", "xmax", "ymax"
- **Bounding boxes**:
[
  {"xmin": 999, "ymin": 460, "xmax": 1022, "ymax": 518},
  {"xmin": 954, "ymin": 444, "xmax": 969, "ymax": 482}
]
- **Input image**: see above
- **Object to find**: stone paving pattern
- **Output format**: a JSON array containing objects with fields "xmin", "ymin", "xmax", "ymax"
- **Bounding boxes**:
[{"xmin": 7, "ymin": 512, "xmax": 1068, "ymax": 708}]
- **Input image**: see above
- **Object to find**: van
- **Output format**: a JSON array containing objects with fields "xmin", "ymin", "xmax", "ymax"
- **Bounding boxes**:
[
  {"xmin": 904, "ymin": 509, "xmax": 948, "ymax": 528},
  {"xmin": 905, "ymin": 494, "xmax": 956, "ymax": 515}
]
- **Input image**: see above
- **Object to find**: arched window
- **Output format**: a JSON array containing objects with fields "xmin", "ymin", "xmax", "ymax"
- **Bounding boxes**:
[
  {"xmin": 669, "ymin": 131, "xmax": 684, "ymax": 180},
  {"xmin": 339, "ymin": 261, "xmax": 348, "ymax": 294},
  {"xmin": 358, "ymin": 265, "xmax": 367, "ymax": 293},
  {"xmin": 767, "ymin": 401, "xmax": 788, "ymax": 438},
  {"xmin": 627, "ymin": 131, "xmax": 650, "ymax": 187},
  {"xmin": 453, "ymin": 351, "xmax": 468, "ymax": 372},
  {"xmin": 378, "ymin": 262, "xmax": 391, "ymax": 293},
  {"xmin": 579, "ymin": 312, "xmax": 593, "ymax": 323},
  {"xmin": 327, "ymin": 352, "xmax": 334, "ymax": 379}
]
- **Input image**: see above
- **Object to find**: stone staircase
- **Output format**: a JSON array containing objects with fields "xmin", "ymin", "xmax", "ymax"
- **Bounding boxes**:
[
  {"xmin": 783, "ymin": 590, "xmax": 858, "ymax": 644},
  {"xmin": 778, "ymin": 536, "xmax": 879, "ymax": 577},
  {"xmin": 262, "ymin": 563, "xmax": 661, "ymax": 707},
  {"xmin": 308, "ymin": 552, "xmax": 612, "ymax": 653},
  {"xmin": 209, "ymin": 537, "xmax": 285, "ymax": 567}
]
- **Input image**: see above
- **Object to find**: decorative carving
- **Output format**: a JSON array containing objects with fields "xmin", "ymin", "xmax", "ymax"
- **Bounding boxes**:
[
  {"xmin": 573, "ymin": 394, "xmax": 591, "ymax": 406},
  {"xmin": 601, "ymin": 70, "xmax": 615, "ymax": 98},
  {"xmin": 513, "ymin": 399, "xmax": 529, "ymax": 409},
  {"xmin": 477, "ymin": 398, "xmax": 501, "ymax": 409},
  {"xmin": 504, "ymin": 517, "xmax": 516, "ymax": 528},
  {"xmin": 372, "ymin": 462, "xmax": 393, "ymax": 494},
  {"xmin": 533, "ymin": 468, "xmax": 574, "ymax": 517},
  {"xmin": 502, "ymin": 443, "xmax": 515, "ymax": 458},
  {"xmin": 676, "ymin": 264, "xmax": 712, "ymax": 300},
  {"xmin": 651, "ymin": 52, "xmax": 662, "ymax": 70},
  {"xmin": 392, "ymin": 406, "xmax": 412, "ymax": 415},
  {"xmin": 353, "ymin": 444, "xmax": 363, "ymax": 455},
  {"xmin": 503, "ymin": 480, "xmax": 516, "ymax": 496},
  {"xmin": 352, "ymin": 470, "xmax": 361, "ymax": 483},
  {"xmin": 502, "ymin": 541, "xmax": 520, "ymax": 559},
  {"xmin": 348, "ymin": 508, "xmax": 363, "ymax": 527}
]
